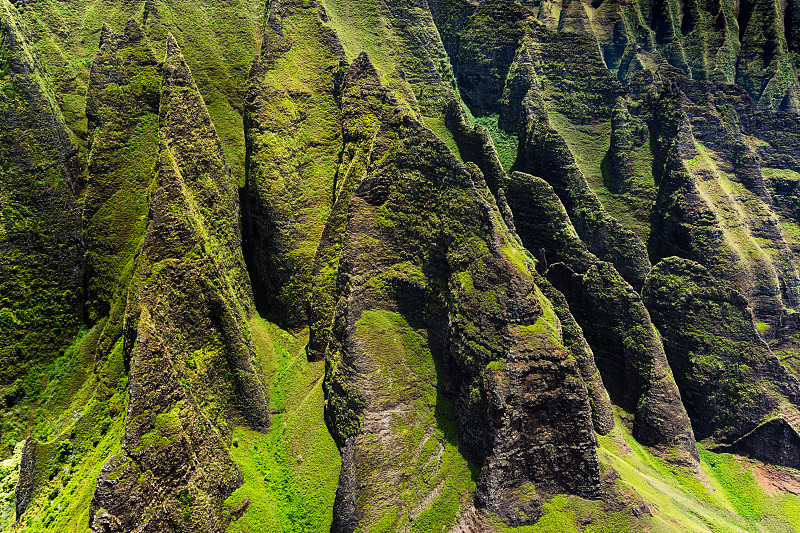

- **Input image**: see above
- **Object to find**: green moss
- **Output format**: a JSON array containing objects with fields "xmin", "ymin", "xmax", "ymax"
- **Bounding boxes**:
[
  {"xmin": 0, "ymin": 0, "xmax": 84, "ymax": 410},
  {"xmin": 225, "ymin": 317, "xmax": 340, "ymax": 533},
  {"xmin": 423, "ymin": 116, "xmax": 463, "ymax": 161},
  {"xmin": 7, "ymin": 323, "xmax": 128, "ymax": 532},
  {"xmin": 547, "ymin": 111, "xmax": 654, "ymax": 241},
  {"xmin": 502, "ymin": 243, "xmax": 534, "ymax": 276},
  {"xmin": 135, "ymin": 401, "xmax": 183, "ymax": 452},
  {"xmin": 499, "ymin": 496, "xmax": 581, "ymax": 533},
  {"xmin": 474, "ymin": 114, "xmax": 519, "ymax": 172},
  {"xmin": 245, "ymin": 1, "xmax": 346, "ymax": 326},
  {"xmin": 17, "ymin": 0, "xmax": 258, "ymax": 182},
  {"xmin": 515, "ymin": 285, "xmax": 563, "ymax": 350},
  {"xmin": 496, "ymin": 492, "xmax": 654, "ymax": 533},
  {"xmin": 349, "ymin": 310, "xmax": 477, "ymax": 532},
  {"xmin": 320, "ymin": 0, "xmax": 457, "ymax": 118},
  {"xmin": 593, "ymin": 410, "xmax": 800, "ymax": 532},
  {"xmin": 485, "ymin": 360, "xmax": 505, "ymax": 372}
]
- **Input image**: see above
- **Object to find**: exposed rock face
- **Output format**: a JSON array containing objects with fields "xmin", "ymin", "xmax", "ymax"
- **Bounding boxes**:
[
  {"xmin": 643, "ymin": 257, "xmax": 800, "ymax": 467},
  {"xmin": 534, "ymin": 275, "xmax": 615, "ymax": 435},
  {"xmin": 9, "ymin": 0, "xmax": 800, "ymax": 530},
  {"xmin": 88, "ymin": 35, "xmax": 269, "ymax": 532},
  {"xmin": 13, "ymin": 438, "xmax": 34, "ymax": 519},
  {"xmin": 503, "ymin": 26, "xmax": 653, "ymax": 290},
  {"xmin": 492, "ymin": 0, "xmax": 800, "ymax": 110},
  {"xmin": 643, "ymin": 67, "xmax": 800, "ymax": 342},
  {"xmin": 84, "ymin": 20, "xmax": 161, "ymax": 322},
  {"xmin": 243, "ymin": 0, "xmax": 346, "ymax": 329},
  {"xmin": 318, "ymin": 52, "xmax": 600, "ymax": 531},
  {"xmin": 506, "ymin": 172, "xmax": 698, "ymax": 464},
  {"xmin": 0, "ymin": 0, "xmax": 83, "ymax": 384},
  {"xmin": 431, "ymin": 0, "xmax": 528, "ymax": 116}
]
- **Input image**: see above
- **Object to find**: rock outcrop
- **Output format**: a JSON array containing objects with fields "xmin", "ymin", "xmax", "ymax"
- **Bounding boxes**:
[
  {"xmin": 644, "ymin": 257, "xmax": 800, "ymax": 467},
  {"xmin": 0, "ymin": 0, "xmax": 83, "ymax": 386},
  {"xmin": 88, "ymin": 35, "xmax": 269, "ymax": 532},
  {"xmin": 507, "ymin": 172, "xmax": 698, "ymax": 464},
  {"xmin": 83, "ymin": 20, "xmax": 160, "ymax": 322},
  {"xmin": 504, "ymin": 26, "xmax": 653, "ymax": 290},
  {"xmin": 243, "ymin": 0, "xmax": 346, "ymax": 328},
  {"xmin": 318, "ymin": 52, "xmax": 601, "ymax": 531}
]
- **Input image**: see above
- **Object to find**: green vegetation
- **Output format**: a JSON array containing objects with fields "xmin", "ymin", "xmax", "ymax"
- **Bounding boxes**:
[
  {"xmin": 245, "ymin": 0, "xmax": 344, "ymax": 325},
  {"xmin": 423, "ymin": 116, "xmax": 463, "ymax": 161},
  {"xmin": 763, "ymin": 167, "xmax": 800, "ymax": 256},
  {"xmin": 83, "ymin": 21, "xmax": 161, "ymax": 321},
  {"xmin": 2, "ymin": 323, "xmax": 128, "ymax": 532},
  {"xmin": 548, "ymin": 112, "xmax": 654, "ymax": 241},
  {"xmin": 0, "ymin": 0, "xmax": 84, "ymax": 412},
  {"xmin": 687, "ymin": 143, "xmax": 788, "ymax": 326},
  {"xmin": 642, "ymin": 257, "xmax": 771, "ymax": 438},
  {"xmin": 474, "ymin": 114, "xmax": 519, "ymax": 172},
  {"xmin": 699, "ymin": 450, "xmax": 765, "ymax": 522},
  {"xmin": 13, "ymin": 0, "xmax": 258, "ymax": 182},
  {"xmin": 320, "ymin": 0, "xmax": 455, "ymax": 116},
  {"xmin": 596, "ymin": 412, "xmax": 800, "ymax": 532},
  {"xmin": 0, "ymin": 443, "xmax": 22, "ymax": 526},
  {"xmin": 6, "ymin": 0, "xmax": 800, "ymax": 531},
  {"xmin": 350, "ymin": 310, "xmax": 478, "ymax": 532},
  {"xmin": 502, "ymin": 242, "xmax": 534, "ymax": 276},
  {"xmin": 497, "ymin": 494, "xmax": 645, "ymax": 533},
  {"xmin": 225, "ymin": 318, "xmax": 340, "ymax": 533}
]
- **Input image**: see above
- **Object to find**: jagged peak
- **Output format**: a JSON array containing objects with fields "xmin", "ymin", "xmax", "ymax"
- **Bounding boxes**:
[
  {"xmin": 99, "ymin": 22, "xmax": 115, "ymax": 47},
  {"xmin": 123, "ymin": 18, "xmax": 145, "ymax": 43},
  {"xmin": 248, "ymin": 51, "xmax": 266, "ymax": 82},
  {"xmin": 162, "ymin": 33, "xmax": 197, "ymax": 90},
  {"xmin": 345, "ymin": 51, "xmax": 381, "ymax": 87},
  {"xmin": 142, "ymin": 0, "xmax": 161, "ymax": 27}
]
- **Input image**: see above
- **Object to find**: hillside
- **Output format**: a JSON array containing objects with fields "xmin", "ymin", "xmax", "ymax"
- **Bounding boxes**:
[{"xmin": 3, "ymin": 0, "xmax": 800, "ymax": 531}]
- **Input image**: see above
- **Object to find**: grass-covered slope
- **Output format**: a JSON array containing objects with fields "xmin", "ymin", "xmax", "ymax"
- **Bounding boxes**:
[
  {"xmin": 0, "ymin": 0, "xmax": 84, "ymax": 456},
  {"xmin": 6, "ymin": 0, "xmax": 800, "ymax": 532},
  {"xmin": 224, "ymin": 319, "xmax": 340, "ymax": 533},
  {"xmin": 11, "ymin": 0, "xmax": 259, "ymax": 181}
]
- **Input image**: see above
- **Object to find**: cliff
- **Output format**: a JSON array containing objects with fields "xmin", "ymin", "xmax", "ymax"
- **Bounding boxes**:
[{"xmin": 4, "ymin": 0, "xmax": 800, "ymax": 531}]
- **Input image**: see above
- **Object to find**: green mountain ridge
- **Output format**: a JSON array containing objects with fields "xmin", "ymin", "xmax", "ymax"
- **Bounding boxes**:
[{"xmin": 4, "ymin": 0, "xmax": 800, "ymax": 531}]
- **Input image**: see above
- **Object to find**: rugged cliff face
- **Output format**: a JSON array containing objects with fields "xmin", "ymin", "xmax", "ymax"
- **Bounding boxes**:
[{"xmin": 5, "ymin": 0, "xmax": 800, "ymax": 531}]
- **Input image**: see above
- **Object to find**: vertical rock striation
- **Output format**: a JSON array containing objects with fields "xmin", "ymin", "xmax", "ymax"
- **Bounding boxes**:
[
  {"xmin": 242, "ymin": 0, "xmax": 347, "ymax": 329},
  {"xmin": 89, "ymin": 35, "xmax": 269, "ymax": 532},
  {"xmin": 644, "ymin": 257, "xmax": 800, "ymax": 468},
  {"xmin": 507, "ymin": 172, "xmax": 698, "ymax": 464},
  {"xmin": 317, "ymin": 52, "xmax": 601, "ymax": 531},
  {"xmin": 0, "ymin": 0, "xmax": 83, "ymax": 385}
]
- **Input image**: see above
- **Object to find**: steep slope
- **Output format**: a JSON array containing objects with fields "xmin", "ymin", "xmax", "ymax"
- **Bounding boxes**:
[
  {"xmin": 318, "ymin": 52, "xmax": 600, "ymax": 531},
  {"xmin": 506, "ymin": 173, "xmax": 697, "ymax": 464},
  {"xmin": 7, "ymin": 0, "xmax": 800, "ymax": 531},
  {"xmin": 88, "ymin": 35, "xmax": 269, "ymax": 532},
  {"xmin": 10, "ymin": 0, "xmax": 259, "ymax": 180},
  {"xmin": 83, "ymin": 20, "xmax": 160, "ymax": 323},
  {"xmin": 644, "ymin": 257, "xmax": 800, "ymax": 467},
  {"xmin": 503, "ymin": 23, "xmax": 653, "ymax": 290},
  {"xmin": 243, "ymin": 0, "xmax": 346, "ymax": 328},
  {"xmin": 0, "ymin": 0, "xmax": 83, "ymax": 454}
]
